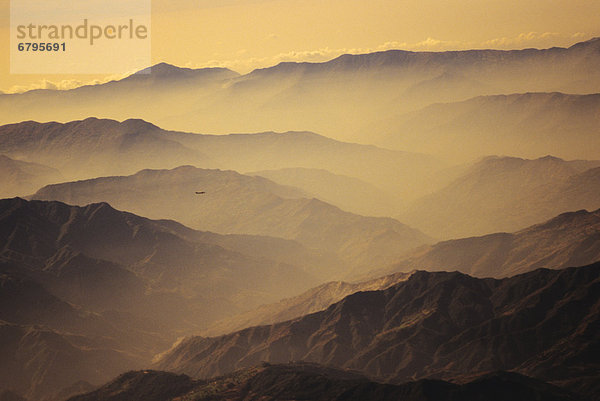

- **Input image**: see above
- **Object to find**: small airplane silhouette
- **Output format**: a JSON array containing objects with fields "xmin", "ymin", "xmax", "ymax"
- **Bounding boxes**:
[{"xmin": 195, "ymin": 191, "xmax": 206, "ymax": 195}]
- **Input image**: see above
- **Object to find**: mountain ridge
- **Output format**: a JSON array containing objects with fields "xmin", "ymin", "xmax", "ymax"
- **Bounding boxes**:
[
  {"xmin": 0, "ymin": 117, "xmax": 444, "ymax": 203},
  {"xmin": 2, "ymin": 38, "xmax": 599, "ymax": 141},
  {"xmin": 401, "ymin": 155, "xmax": 600, "ymax": 238},
  {"xmin": 31, "ymin": 166, "xmax": 431, "ymax": 275},
  {"xmin": 368, "ymin": 207, "xmax": 600, "ymax": 280},
  {"xmin": 65, "ymin": 364, "xmax": 582, "ymax": 401},
  {"xmin": 155, "ymin": 263, "xmax": 600, "ymax": 400}
]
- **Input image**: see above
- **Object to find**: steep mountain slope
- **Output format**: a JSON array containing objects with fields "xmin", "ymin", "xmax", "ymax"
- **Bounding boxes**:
[
  {"xmin": 2, "ymin": 39, "xmax": 600, "ymax": 141},
  {"xmin": 0, "ymin": 321, "xmax": 139, "ymax": 401},
  {"xmin": 210, "ymin": 207, "xmax": 600, "ymax": 336},
  {"xmin": 0, "ymin": 198, "xmax": 316, "ymax": 319},
  {"xmin": 0, "ymin": 155, "xmax": 63, "ymax": 198},
  {"xmin": 370, "ymin": 208, "xmax": 600, "ymax": 279},
  {"xmin": 67, "ymin": 364, "xmax": 581, "ymax": 401},
  {"xmin": 203, "ymin": 272, "xmax": 412, "ymax": 336},
  {"xmin": 377, "ymin": 92, "xmax": 600, "ymax": 161},
  {"xmin": 0, "ymin": 198, "xmax": 325, "ymax": 399},
  {"xmin": 32, "ymin": 167, "xmax": 431, "ymax": 275},
  {"xmin": 250, "ymin": 167, "xmax": 401, "ymax": 216},
  {"xmin": 156, "ymin": 264, "xmax": 600, "ymax": 400},
  {"xmin": 0, "ymin": 272, "xmax": 155, "ymax": 399},
  {"xmin": 0, "ymin": 269, "xmax": 168, "ymax": 399},
  {"xmin": 402, "ymin": 155, "xmax": 600, "ymax": 238}
]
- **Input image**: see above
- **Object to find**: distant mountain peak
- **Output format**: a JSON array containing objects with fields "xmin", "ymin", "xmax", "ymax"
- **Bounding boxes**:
[
  {"xmin": 135, "ymin": 62, "xmax": 190, "ymax": 76},
  {"xmin": 120, "ymin": 118, "xmax": 160, "ymax": 131},
  {"xmin": 132, "ymin": 62, "xmax": 238, "ymax": 79},
  {"xmin": 537, "ymin": 155, "xmax": 564, "ymax": 162}
]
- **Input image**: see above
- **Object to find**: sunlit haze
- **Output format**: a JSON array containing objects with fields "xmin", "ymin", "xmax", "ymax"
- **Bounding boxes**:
[{"xmin": 1, "ymin": 0, "xmax": 599, "ymax": 92}]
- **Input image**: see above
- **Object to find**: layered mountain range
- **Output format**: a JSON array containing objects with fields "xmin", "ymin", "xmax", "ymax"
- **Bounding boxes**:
[
  {"xmin": 31, "ymin": 166, "xmax": 431, "ymax": 275},
  {"xmin": 375, "ymin": 92, "xmax": 600, "ymax": 161},
  {"xmin": 156, "ymin": 263, "xmax": 600, "ymax": 400},
  {"xmin": 1, "ymin": 39, "xmax": 600, "ymax": 146},
  {"xmin": 0, "ymin": 155, "xmax": 63, "ymax": 198},
  {"xmin": 402, "ymin": 155, "xmax": 600, "ymax": 238},
  {"xmin": 0, "ymin": 117, "xmax": 444, "ymax": 205},
  {"xmin": 249, "ymin": 167, "xmax": 400, "ymax": 217},
  {"xmin": 1, "ymin": 37, "xmax": 599, "ymax": 401},
  {"xmin": 201, "ymin": 206, "xmax": 600, "ymax": 337},
  {"xmin": 4, "ymin": 197, "xmax": 599, "ymax": 399},
  {"xmin": 372, "ymin": 208, "xmax": 600, "ymax": 279},
  {"xmin": 0, "ymin": 197, "xmax": 327, "ymax": 398},
  {"xmin": 203, "ymin": 271, "xmax": 412, "ymax": 337}
]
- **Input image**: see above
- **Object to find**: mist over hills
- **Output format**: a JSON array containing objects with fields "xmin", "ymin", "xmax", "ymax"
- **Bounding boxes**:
[
  {"xmin": 0, "ymin": 118, "xmax": 444, "ymax": 204},
  {"xmin": 204, "ymin": 206, "xmax": 600, "ymax": 337},
  {"xmin": 250, "ymin": 167, "xmax": 400, "ymax": 216},
  {"xmin": 0, "ymin": 118, "xmax": 205, "ymax": 182},
  {"xmin": 0, "ymin": 155, "xmax": 63, "ymax": 198},
  {"xmin": 156, "ymin": 263, "xmax": 600, "ymax": 400},
  {"xmin": 375, "ymin": 92, "xmax": 600, "ymax": 161},
  {"xmin": 0, "ymin": 65, "xmax": 238, "ymax": 132},
  {"xmin": 0, "ymin": 197, "xmax": 317, "ymax": 318},
  {"xmin": 203, "ymin": 271, "xmax": 412, "ymax": 337},
  {"xmin": 1, "ymin": 37, "xmax": 600, "ymax": 401},
  {"xmin": 402, "ymin": 155, "xmax": 600, "ymax": 238},
  {"xmin": 31, "ymin": 166, "xmax": 431, "ymax": 276},
  {"xmin": 0, "ymin": 269, "xmax": 157, "ymax": 399},
  {"xmin": 0, "ymin": 319, "xmax": 139, "ymax": 401},
  {"xmin": 0, "ymin": 197, "xmax": 328, "ymax": 398},
  {"xmin": 1, "ymin": 39, "xmax": 599, "ymax": 145},
  {"xmin": 369, "ymin": 208, "xmax": 600, "ymax": 280},
  {"xmin": 166, "ymin": 129, "xmax": 444, "ymax": 201}
]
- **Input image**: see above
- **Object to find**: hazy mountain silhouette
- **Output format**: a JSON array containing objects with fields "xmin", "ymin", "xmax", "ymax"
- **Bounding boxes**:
[
  {"xmin": 0, "ymin": 197, "xmax": 333, "ymax": 398},
  {"xmin": 0, "ymin": 118, "xmax": 444, "ymax": 202},
  {"xmin": 203, "ymin": 271, "xmax": 412, "ymax": 337},
  {"xmin": 169, "ymin": 129, "xmax": 444, "ymax": 201},
  {"xmin": 0, "ymin": 155, "xmax": 63, "ymax": 198},
  {"xmin": 0, "ymin": 320, "xmax": 139, "ymax": 401},
  {"xmin": 376, "ymin": 92, "xmax": 600, "ymax": 162},
  {"xmin": 368, "ymin": 208, "xmax": 600, "ymax": 280},
  {"xmin": 0, "ymin": 198, "xmax": 317, "ymax": 319},
  {"xmin": 1, "ymin": 38, "xmax": 599, "ymax": 401},
  {"xmin": 32, "ymin": 167, "xmax": 431, "ymax": 276},
  {"xmin": 2, "ymin": 39, "xmax": 599, "ymax": 142},
  {"xmin": 66, "ymin": 364, "xmax": 581, "ymax": 401},
  {"xmin": 0, "ymin": 64, "xmax": 238, "ymax": 133},
  {"xmin": 402, "ymin": 155, "xmax": 600, "ymax": 238},
  {"xmin": 207, "ymin": 206, "xmax": 600, "ymax": 336},
  {"xmin": 0, "ymin": 118, "xmax": 205, "ymax": 181},
  {"xmin": 250, "ymin": 167, "xmax": 401, "ymax": 216},
  {"xmin": 0, "ymin": 271, "xmax": 158, "ymax": 399},
  {"xmin": 156, "ymin": 264, "xmax": 600, "ymax": 400}
]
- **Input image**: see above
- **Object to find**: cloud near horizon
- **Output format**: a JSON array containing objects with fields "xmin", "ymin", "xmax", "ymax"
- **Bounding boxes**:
[
  {"xmin": 4, "ymin": 71, "xmax": 133, "ymax": 94},
  {"xmin": 3, "ymin": 32, "xmax": 592, "ymax": 94},
  {"xmin": 192, "ymin": 32, "xmax": 591, "ymax": 73}
]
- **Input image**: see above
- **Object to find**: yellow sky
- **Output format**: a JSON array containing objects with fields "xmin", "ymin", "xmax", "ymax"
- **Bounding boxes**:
[{"xmin": 1, "ymin": 0, "xmax": 599, "ymax": 92}]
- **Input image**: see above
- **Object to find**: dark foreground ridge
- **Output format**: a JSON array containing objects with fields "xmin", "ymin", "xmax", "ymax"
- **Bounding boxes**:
[{"xmin": 67, "ymin": 363, "xmax": 582, "ymax": 401}]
